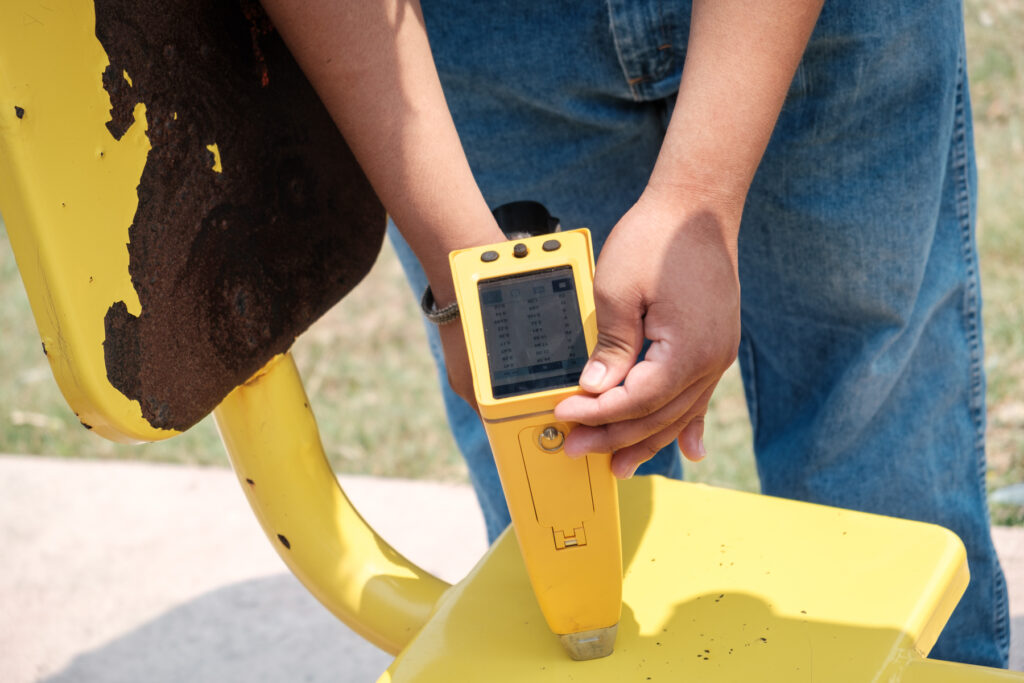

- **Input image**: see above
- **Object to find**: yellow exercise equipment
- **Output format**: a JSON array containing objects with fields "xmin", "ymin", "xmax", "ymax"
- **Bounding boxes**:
[{"xmin": 1, "ymin": 1, "xmax": 1019, "ymax": 680}]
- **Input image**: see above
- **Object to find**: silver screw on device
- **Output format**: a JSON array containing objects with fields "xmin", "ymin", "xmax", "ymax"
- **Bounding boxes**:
[{"xmin": 538, "ymin": 426, "xmax": 565, "ymax": 452}]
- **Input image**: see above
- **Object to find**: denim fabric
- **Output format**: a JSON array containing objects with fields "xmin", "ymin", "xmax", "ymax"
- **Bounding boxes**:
[{"xmin": 388, "ymin": 0, "xmax": 1009, "ymax": 667}]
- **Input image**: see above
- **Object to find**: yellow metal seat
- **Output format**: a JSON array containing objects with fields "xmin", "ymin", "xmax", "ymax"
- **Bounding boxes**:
[
  {"xmin": 1, "ymin": 2, "xmax": 1019, "ymax": 680},
  {"xmin": 383, "ymin": 476, "xmax": 1017, "ymax": 681}
]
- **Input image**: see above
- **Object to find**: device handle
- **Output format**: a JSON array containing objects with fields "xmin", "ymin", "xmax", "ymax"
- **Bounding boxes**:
[{"xmin": 213, "ymin": 352, "xmax": 450, "ymax": 655}]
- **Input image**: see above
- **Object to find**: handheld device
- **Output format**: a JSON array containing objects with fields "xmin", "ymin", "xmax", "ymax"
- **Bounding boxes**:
[{"xmin": 450, "ymin": 228, "xmax": 622, "ymax": 660}]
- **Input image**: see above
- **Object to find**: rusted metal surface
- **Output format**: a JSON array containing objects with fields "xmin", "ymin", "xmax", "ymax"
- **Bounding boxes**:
[{"xmin": 94, "ymin": 0, "xmax": 384, "ymax": 431}]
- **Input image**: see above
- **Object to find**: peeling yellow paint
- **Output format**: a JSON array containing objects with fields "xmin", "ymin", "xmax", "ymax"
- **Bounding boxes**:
[
  {"xmin": 0, "ymin": 0, "xmax": 166, "ymax": 442},
  {"xmin": 122, "ymin": 69, "xmax": 132, "ymax": 87},
  {"xmin": 206, "ymin": 142, "xmax": 222, "ymax": 173}
]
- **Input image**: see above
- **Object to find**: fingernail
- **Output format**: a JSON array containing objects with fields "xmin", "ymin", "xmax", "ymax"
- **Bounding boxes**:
[
  {"xmin": 579, "ymin": 360, "xmax": 606, "ymax": 391},
  {"xmin": 686, "ymin": 438, "xmax": 706, "ymax": 462}
]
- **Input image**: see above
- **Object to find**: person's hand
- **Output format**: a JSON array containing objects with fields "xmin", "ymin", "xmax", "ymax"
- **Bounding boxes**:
[
  {"xmin": 438, "ymin": 316, "xmax": 477, "ymax": 411},
  {"xmin": 553, "ymin": 186, "xmax": 742, "ymax": 478}
]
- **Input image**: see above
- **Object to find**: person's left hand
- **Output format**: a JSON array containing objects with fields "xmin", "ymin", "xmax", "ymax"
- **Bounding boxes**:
[{"xmin": 553, "ymin": 185, "xmax": 742, "ymax": 478}]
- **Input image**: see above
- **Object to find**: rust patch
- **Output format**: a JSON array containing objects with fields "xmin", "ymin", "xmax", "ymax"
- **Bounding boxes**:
[
  {"xmin": 241, "ymin": 0, "xmax": 274, "ymax": 87},
  {"xmin": 94, "ymin": 0, "xmax": 384, "ymax": 431}
]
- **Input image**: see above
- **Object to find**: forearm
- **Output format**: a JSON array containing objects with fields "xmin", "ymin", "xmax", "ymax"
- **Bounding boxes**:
[
  {"xmin": 259, "ymin": 0, "xmax": 502, "ymax": 301},
  {"xmin": 649, "ymin": 0, "xmax": 823, "ymax": 230}
]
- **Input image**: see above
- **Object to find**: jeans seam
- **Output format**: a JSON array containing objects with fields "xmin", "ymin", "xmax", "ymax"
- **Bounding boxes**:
[
  {"xmin": 951, "ymin": 44, "xmax": 1010, "ymax": 659},
  {"xmin": 653, "ymin": 0, "xmax": 675, "ymax": 81},
  {"xmin": 605, "ymin": 0, "xmax": 642, "ymax": 101},
  {"xmin": 953, "ymin": 61, "xmax": 984, "ymax": 462}
]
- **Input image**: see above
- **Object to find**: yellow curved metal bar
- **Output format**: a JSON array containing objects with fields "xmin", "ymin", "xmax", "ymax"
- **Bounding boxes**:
[{"xmin": 213, "ymin": 353, "xmax": 450, "ymax": 655}]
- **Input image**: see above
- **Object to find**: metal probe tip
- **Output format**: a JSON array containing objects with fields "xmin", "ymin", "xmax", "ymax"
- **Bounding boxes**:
[{"xmin": 558, "ymin": 624, "xmax": 618, "ymax": 661}]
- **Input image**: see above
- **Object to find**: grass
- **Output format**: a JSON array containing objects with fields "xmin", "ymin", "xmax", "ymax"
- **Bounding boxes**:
[
  {"xmin": 0, "ymin": 0, "xmax": 1020, "ymax": 520},
  {"xmin": 0, "ymin": 232, "xmax": 227, "ymax": 466},
  {"xmin": 966, "ymin": 0, "xmax": 1024, "ymax": 523}
]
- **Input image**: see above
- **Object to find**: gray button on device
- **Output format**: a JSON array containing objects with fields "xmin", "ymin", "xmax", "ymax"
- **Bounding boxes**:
[
  {"xmin": 481, "ymin": 250, "xmax": 499, "ymax": 262},
  {"xmin": 542, "ymin": 240, "xmax": 561, "ymax": 252}
]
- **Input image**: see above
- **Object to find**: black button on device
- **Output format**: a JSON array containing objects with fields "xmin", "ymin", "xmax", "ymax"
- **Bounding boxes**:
[
  {"xmin": 542, "ymin": 239, "xmax": 561, "ymax": 252},
  {"xmin": 481, "ymin": 250, "xmax": 499, "ymax": 262},
  {"xmin": 513, "ymin": 243, "xmax": 528, "ymax": 258}
]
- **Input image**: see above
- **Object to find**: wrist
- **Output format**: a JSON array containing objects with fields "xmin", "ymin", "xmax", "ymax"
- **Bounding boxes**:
[
  {"xmin": 645, "ymin": 148, "xmax": 751, "ymax": 213},
  {"xmin": 639, "ymin": 180, "xmax": 743, "ymax": 235},
  {"xmin": 424, "ymin": 271, "xmax": 458, "ymax": 308},
  {"xmin": 414, "ymin": 222, "xmax": 505, "ymax": 306},
  {"xmin": 629, "ymin": 183, "xmax": 741, "ymax": 272},
  {"xmin": 420, "ymin": 283, "xmax": 460, "ymax": 325}
]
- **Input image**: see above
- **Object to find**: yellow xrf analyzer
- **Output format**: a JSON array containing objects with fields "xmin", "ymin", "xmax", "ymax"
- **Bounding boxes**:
[{"xmin": 450, "ymin": 228, "xmax": 622, "ymax": 660}]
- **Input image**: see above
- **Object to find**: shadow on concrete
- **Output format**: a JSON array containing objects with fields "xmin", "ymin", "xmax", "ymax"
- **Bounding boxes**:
[{"xmin": 44, "ymin": 574, "xmax": 391, "ymax": 683}]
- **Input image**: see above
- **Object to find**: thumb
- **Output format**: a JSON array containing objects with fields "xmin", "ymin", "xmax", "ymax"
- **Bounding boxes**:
[{"xmin": 579, "ymin": 285, "xmax": 644, "ymax": 394}]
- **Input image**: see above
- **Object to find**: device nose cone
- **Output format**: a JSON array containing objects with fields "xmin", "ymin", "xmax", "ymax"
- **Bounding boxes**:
[{"xmin": 559, "ymin": 623, "xmax": 618, "ymax": 660}]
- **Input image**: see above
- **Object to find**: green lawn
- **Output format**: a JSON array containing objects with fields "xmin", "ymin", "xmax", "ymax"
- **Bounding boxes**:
[
  {"xmin": 0, "ymin": 0, "xmax": 1020, "ymax": 520},
  {"xmin": 966, "ymin": 0, "xmax": 1024, "ymax": 523}
]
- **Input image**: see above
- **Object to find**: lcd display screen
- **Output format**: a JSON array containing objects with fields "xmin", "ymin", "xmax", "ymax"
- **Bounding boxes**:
[{"xmin": 478, "ymin": 266, "xmax": 589, "ymax": 399}]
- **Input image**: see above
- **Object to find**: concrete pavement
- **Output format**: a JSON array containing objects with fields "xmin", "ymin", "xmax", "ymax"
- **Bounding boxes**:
[
  {"xmin": 0, "ymin": 455, "xmax": 487, "ymax": 682},
  {"xmin": 1, "ymin": 454, "xmax": 1020, "ymax": 682}
]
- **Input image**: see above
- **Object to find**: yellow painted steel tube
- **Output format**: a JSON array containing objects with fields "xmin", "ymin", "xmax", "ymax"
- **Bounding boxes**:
[{"xmin": 213, "ymin": 353, "xmax": 450, "ymax": 655}]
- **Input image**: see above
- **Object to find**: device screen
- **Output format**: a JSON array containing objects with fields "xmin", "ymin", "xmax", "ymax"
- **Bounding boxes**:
[{"xmin": 478, "ymin": 266, "xmax": 589, "ymax": 399}]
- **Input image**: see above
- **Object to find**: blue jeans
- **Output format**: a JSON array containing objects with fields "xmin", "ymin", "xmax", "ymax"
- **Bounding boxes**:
[{"xmin": 389, "ymin": 0, "xmax": 1009, "ymax": 668}]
